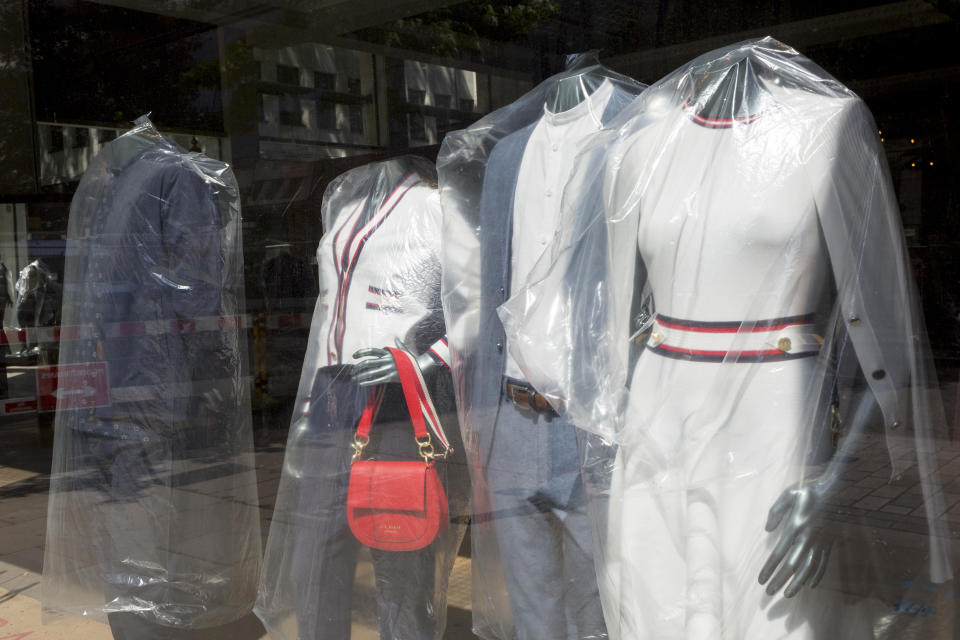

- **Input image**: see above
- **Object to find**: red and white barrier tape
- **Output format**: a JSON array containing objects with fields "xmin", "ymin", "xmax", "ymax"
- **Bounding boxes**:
[{"xmin": 0, "ymin": 312, "xmax": 314, "ymax": 346}]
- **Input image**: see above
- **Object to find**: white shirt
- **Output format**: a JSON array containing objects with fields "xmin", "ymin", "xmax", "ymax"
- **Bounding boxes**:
[
  {"xmin": 504, "ymin": 79, "xmax": 615, "ymax": 380},
  {"xmin": 315, "ymin": 175, "xmax": 450, "ymax": 367}
]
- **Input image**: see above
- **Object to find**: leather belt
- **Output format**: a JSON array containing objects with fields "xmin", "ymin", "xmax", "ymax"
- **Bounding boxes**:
[{"xmin": 502, "ymin": 377, "xmax": 558, "ymax": 415}]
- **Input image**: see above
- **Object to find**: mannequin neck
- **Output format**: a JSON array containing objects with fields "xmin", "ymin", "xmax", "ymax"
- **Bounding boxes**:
[
  {"xmin": 547, "ymin": 74, "xmax": 592, "ymax": 113},
  {"xmin": 690, "ymin": 58, "xmax": 767, "ymax": 122},
  {"xmin": 108, "ymin": 125, "xmax": 167, "ymax": 171}
]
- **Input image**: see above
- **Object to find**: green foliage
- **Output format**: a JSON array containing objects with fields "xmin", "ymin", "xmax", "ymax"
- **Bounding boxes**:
[{"xmin": 358, "ymin": 0, "xmax": 560, "ymax": 57}]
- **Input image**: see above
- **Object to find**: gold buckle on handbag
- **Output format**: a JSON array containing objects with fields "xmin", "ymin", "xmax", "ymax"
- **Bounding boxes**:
[
  {"xmin": 352, "ymin": 434, "xmax": 370, "ymax": 460},
  {"xmin": 417, "ymin": 435, "xmax": 437, "ymax": 466}
]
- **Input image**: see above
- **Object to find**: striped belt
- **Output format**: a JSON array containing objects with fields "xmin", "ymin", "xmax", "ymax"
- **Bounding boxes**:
[{"xmin": 646, "ymin": 313, "xmax": 821, "ymax": 363}]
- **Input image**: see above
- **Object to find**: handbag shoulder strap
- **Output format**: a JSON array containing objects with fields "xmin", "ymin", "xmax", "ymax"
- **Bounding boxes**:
[{"xmin": 352, "ymin": 347, "xmax": 452, "ymax": 464}]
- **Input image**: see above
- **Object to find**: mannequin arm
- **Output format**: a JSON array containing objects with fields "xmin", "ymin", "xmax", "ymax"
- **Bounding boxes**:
[{"xmin": 758, "ymin": 389, "xmax": 877, "ymax": 597}]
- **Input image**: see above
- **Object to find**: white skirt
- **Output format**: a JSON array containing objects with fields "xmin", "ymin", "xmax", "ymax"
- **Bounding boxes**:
[{"xmin": 601, "ymin": 351, "xmax": 822, "ymax": 640}]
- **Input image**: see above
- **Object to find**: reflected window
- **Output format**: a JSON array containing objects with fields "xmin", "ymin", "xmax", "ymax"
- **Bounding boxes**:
[
  {"xmin": 347, "ymin": 77, "xmax": 361, "ymax": 95},
  {"xmin": 410, "ymin": 112, "xmax": 426, "ymax": 142},
  {"xmin": 436, "ymin": 93, "xmax": 452, "ymax": 109},
  {"xmin": 315, "ymin": 72, "xmax": 336, "ymax": 92},
  {"xmin": 408, "ymin": 88, "xmax": 425, "ymax": 105},
  {"xmin": 437, "ymin": 113, "xmax": 451, "ymax": 139},
  {"xmin": 459, "ymin": 98, "xmax": 475, "ymax": 113},
  {"xmin": 73, "ymin": 128, "xmax": 89, "ymax": 148},
  {"xmin": 349, "ymin": 105, "xmax": 364, "ymax": 134},
  {"xmin": 277, "ymin": 64, "xmax": 300, "ymax": 86},
  {"xmin": 49, "ymin": 127, "xmax": 64, "ymax": 153},
  {"xmin": 318, "ymin": 103, "xmax": 336, "ymax": 130},
  {"xmin": 279, "ymin": 95, "xmax": 304, "ymax": 127}
]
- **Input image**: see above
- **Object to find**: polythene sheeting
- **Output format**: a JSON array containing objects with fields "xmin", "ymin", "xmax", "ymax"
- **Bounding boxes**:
[
  {"xmin": 254, "ymin": 156, "xmax": 469, "ymax": 640},
  {"xmin": 14, "ymin": 260, "xmax": 52, "ymax": 328},
  {"xmin": 42, "ymin": 116, "xmax": 260, "ymax": 629},
  {"xmin": 437, "ymin": 52, "xmax": 645, "ymax": 639},
  {"xmin": 499, "ymin": 38, "xmax": 956, "ymax": 639}
]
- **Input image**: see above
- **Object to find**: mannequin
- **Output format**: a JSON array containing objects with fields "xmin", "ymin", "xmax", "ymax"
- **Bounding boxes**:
[
  {"xmin": 437, "ymin": 52, "xmax": 646, "ymax": 640},
  {"xmin": 498, "ymin": 38, "xmax": 951, "ymax": 639},
  {"xmin": 255, "ymin": 157, "xmax": 468, "ymax": 640},
  {"xmin": 43, "ymin": 116, "xmax": 260, "ymax": 637},
  {"xmin": 649, "ymin": 53, "xmax": 842, "ymax": 599}
]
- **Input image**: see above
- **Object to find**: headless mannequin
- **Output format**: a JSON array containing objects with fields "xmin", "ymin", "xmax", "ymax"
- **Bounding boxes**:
[
  {"xmin": 353, "ymin": 52, "xmax": 623, "ymax": 387},
  {"xmin": 680, "ymin": 56, "xmax": 883, "ymax": 598}
]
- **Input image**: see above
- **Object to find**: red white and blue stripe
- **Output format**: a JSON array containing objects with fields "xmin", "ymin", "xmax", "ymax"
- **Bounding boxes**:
[
  {"xmin": 326, "ymin": 173, "xmax": 421, "ymax": 363},
  {"xmin": 647, "ymin": 313, "xmax": 821, "ymax": 363}
]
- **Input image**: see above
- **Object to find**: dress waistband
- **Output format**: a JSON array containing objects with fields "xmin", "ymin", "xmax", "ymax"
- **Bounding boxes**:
[{"xmin": 646, "ymin": 313, "xmax": 821, "ymax": 363}]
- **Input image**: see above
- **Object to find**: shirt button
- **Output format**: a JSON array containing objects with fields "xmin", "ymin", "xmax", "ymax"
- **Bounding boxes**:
[
  {"xmin": 498, "ymin": 287, "xmax": 505, "ymax": 296},
  {"xmin": 545, "ymin": 190, "xmax": 552, "ymax": 198},
  {"xmin": 551, "ymin": 144, "xmax": 558, "ymax": 151},
  {"xmin": 496, "ymin": 342, "xmax": 503, "ymax": 352}
]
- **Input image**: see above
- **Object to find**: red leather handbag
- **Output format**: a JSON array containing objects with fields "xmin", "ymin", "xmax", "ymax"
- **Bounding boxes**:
[{"xmin": 347, "ymin": 347, "xmax": 453, "ymax": 552}]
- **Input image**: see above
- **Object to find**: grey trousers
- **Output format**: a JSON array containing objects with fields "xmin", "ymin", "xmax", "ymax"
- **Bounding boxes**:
[
  {"xmin": 288, "ymin": 367, "xmax": 462, "ymax": 640},
  {"xmin": 483, "ymin": 399, "xmax": 607, "ymax": 640}
]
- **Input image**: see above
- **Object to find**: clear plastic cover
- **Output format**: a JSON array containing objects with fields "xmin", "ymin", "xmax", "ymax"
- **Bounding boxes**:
[
  {"xmin": 499, "ymin": 38, "xmax": 956, "ymax": 639},
  {"xmin": 0, "ymin": 260, "xmax": 15, "ymax": 330},
  {"xmin": 16, "ymin": 260, "xmax": 58, "ymax": 324},
  {"xmin": 437, "ymin": 52, "xmax": 645, "ymax": 639},
  {"xmin": 42, "ymin": 116, "xmax": 261, "ymax": 629},
  {"xmin": 14, "ymin": 259, "xmax": 60, "ymax": 355},
  {"xmin": 0, "ymin": 257, "xmax": 19, "ymax": 327},
  {"xmin": 254, "ymin": 155, "xmax": 470, "ymax": 640}
]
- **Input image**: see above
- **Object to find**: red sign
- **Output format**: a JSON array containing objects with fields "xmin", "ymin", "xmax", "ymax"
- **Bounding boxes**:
[
  {"xmin": 2, "ymin": 398, "xmax": 37, "ymax": 415},
  {"xmin": 36, "ymin": 362, "xmax": 111, "ymax": 412}
]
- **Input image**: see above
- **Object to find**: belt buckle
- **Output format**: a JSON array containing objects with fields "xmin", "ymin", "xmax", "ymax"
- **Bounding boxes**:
[
  {"xmin": 506, "ymin": 380, "xmax": 556, "ymax": 417},
  {"xmin": 510, "ymin": 384, "xmax": 530, "ymax": 407}
]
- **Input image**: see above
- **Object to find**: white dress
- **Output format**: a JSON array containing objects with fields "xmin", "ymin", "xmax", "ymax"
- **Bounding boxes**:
[
  {"xmin": 499, "ymin": 38, "xmax": 953, "ymax": 640},
  {"xmin": 601, "ymin": 85, "xmax": 836, "ymax": 640}
]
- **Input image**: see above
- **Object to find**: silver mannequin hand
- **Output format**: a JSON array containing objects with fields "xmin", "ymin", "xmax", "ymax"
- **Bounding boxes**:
[
  {"xmin": 757, "ymin": 478, "xmax": 833, "ymax": 598},
  {"xmin": 758, "ymin": 391, "xmax": 876, "ymax": 598},
  {"xmin": 351, "ymin": 338, "xmax": 438, "ymax": 386}
]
